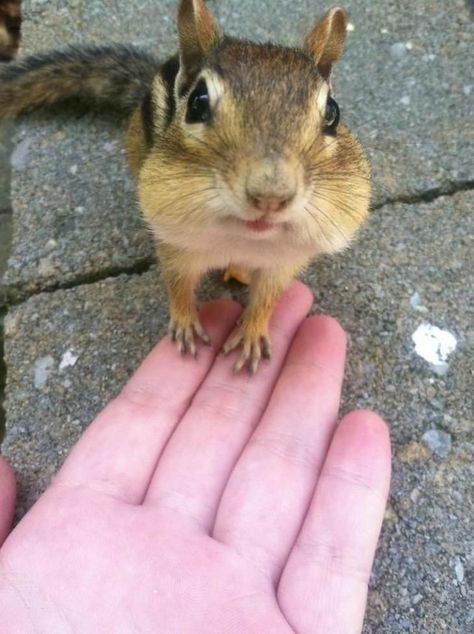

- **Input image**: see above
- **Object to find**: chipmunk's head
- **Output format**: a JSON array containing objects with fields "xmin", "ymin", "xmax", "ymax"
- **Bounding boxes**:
[{"xmin": 140, "ymin": 0, "xmax": 370, "ymax": 255}]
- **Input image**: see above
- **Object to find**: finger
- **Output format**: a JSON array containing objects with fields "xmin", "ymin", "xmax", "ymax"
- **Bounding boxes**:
[
  {"xmin": 144, "ymin": 282, "xmax": 314, "ymax": 529},
  {"xmin": 213, "ymin": 316, "xmax": 346, "ymax": 581},
  {"xmin": 54, "ymin": 300, "xmax": 241, "ymax": 504},
  {"xmin": 0, "ymin": 456, "xmax": 16, "ymax": 545},
  {"xmin": 278, "ymin": 411, "xmax": 391, "ymax": 634}
]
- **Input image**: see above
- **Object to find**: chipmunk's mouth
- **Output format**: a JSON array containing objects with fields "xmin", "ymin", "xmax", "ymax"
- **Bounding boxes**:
[
  {"xmin": 222, "ymin": 213, "xmax": 289, "ymax": 236},
  {"xmin": 244, "ymin": 218, "xmax": 276, "ymax": 232}
]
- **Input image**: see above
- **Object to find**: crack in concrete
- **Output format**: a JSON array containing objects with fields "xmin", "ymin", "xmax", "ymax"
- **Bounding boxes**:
[
  {"xmin": 372, "ymin": 179, "xmax": 474, "ymax": 211},
  {"xmin": 2, "ymin": 177, "xmax": 473, "ymax": 307},
  {"xmin": 3, "ymin": 255, "xmax": 156, "ymax": 307}
]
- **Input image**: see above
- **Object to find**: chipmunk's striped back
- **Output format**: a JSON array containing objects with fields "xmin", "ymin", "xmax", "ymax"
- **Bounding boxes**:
[{"xmin": 0, "ymin": 45, "xmax": 161, "ymax": 117}]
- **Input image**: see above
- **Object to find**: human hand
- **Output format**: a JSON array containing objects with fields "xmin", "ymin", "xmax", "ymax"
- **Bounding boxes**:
[{"xmin": 0, "ymin": 282, "xmax": 390, "ymax": 633}]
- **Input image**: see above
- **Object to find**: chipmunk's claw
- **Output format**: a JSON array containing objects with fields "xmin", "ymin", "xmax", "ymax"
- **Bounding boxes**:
[
  {"xmin": 169, "ymin": 318, "xmax": 211, "ymax": 358},
  {"xmin": 222, "ymin": 328, "xmax": 272, "ymax": 374}
]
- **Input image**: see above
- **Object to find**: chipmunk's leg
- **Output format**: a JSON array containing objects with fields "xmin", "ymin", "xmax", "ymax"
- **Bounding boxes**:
[
  {"xmin": 222, "ymin": 266, "xmax": 300, "ymax": 374},
  {"xmin": 157, "ymin": 244, "xmax": 210, "ymax": 357},
  {"xmin": 223, "ymin": 265, "xmax": 251, "ymax": 285}
]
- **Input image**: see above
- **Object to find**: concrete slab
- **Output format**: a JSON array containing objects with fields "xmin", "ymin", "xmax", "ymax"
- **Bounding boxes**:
[
  {"xmin": 3, "ymin": 0, "xmax": 473, "ymax": 297},
  {"xmin": 3, "ymin": 190, "xmax": 473, "ymax": 632}
]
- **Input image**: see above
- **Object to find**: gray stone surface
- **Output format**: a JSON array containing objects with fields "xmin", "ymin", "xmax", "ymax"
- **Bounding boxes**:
[
  {"xmin": 1, "ymin": 0, "xmax": 473, "ymax": 632},
  {"xmin": 3, "ymin": 269, "xmax": 169, "ymax": 516},
  {"xmin": 3, "ymin": 0, "xmax": 473, "ymax": 297},
  {"xmin": 3, "ymin": 191, "xmax": 473, "ymax": 632}
]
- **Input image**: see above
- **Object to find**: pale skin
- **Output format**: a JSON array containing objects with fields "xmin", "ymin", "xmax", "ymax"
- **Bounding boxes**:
[{"xmin": 0, "ymin": 282, "xmax": 391, "ymax": 633}]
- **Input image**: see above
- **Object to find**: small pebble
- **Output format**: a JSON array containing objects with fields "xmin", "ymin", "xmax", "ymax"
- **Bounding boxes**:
[
  {"xmin": 10, "ymin": 137, "xmax": 34, "ymax": 170},
  {"xmin": 59, "ymin": 349, "xmax": 79, "ymax": 370},
  {"xmin": 454, "ymin": 558, "xmax": 465, "ymax": 583},
  {"xmin": 463, "ymin": 85, "xmax": 472, "ymax": 96},
  {"xmin": 390, "ymin": 42, "xmax": 408, "ymax": 60},
  {"xmin": 45, "ymin": 239, "xmax": 58, "ymax": 252},
  {"xmin": 410, "ymin": 292, "xmax": 428, "ymax": 313},
  {"xmin": 422, "ymin": 429, "xmax": 452, "ymax": 458},
  {"xmin": 413, "ymin": 594, "xmax": 423, "ymax": 605},
  {"xmin": 400, "ymin": 95, "xmax": 411, "ymax": 106},
  {"xmin": 34, "ymin": 356, "xmax": 55, "ymax": 389}
]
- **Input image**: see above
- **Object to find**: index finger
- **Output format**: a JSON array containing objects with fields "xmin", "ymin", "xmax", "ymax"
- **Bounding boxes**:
[{"xmin": 54, "ymin": 300, "xmax": 241, "ymax": 504}]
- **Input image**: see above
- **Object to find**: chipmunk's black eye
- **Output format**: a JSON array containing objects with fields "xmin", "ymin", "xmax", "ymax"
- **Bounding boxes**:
[
  {"xmin": 186, "ymin": 79, "xmax": 211, "ymax": 124},
  {"xmin": 324, "ymin": 96, "xmax": 340, "ymax": 134}
]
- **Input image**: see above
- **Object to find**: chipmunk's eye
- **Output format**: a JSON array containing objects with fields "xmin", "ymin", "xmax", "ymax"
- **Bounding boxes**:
[
  {"xmin": 324, "ymin": 96, "xmax": 340, "ymax": 134},
  {"xmin": 186, "ymin": 80, "xmax": 211, "ymax": 124}
]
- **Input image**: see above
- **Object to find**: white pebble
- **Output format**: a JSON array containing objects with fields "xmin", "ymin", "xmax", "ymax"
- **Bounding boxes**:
[
  {"xmin": 411, "ymin": 323, "xmax": 457, "ymax": 375},
  {"xmin": 59, "ymin": 349, "xmax": 79, "ymax": 371}
]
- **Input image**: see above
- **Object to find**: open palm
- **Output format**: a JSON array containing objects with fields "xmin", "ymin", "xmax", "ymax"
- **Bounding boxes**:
[{"xmin": 0, "ymin": 283, "xmax": 390, "ymax": 633}]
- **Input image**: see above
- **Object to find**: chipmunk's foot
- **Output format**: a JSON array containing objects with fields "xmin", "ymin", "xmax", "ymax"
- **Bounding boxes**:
[
  {"xmin": 222, "ymin": 324, "xmax": 272, "ymax": 374},
  {"xmin": 169, "ymin": 316, "xmax": 211, "ymax": 357},
  {"xmin": 223, "ymin": 266, "xmax": 251, "ymax": 285}
]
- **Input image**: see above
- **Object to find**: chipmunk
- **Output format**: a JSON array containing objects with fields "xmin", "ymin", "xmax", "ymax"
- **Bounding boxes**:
[{"xmin": 0, "ymin": 0, "xmax": 370, "ymax": 373}]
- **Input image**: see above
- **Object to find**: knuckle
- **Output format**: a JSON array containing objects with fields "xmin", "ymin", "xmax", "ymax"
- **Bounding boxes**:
[{"xmin": 252, "ymin": 431, "xmax": 317, "ymax": 469}]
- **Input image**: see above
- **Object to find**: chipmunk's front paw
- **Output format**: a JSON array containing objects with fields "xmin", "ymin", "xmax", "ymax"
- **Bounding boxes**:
[
  {"xmin": 222, "ymin": 324, "xmax": 272, "ymax": 374},
  {"xmin": 169, "ymin": 316, "xmax": 211, "ymax": 357}
]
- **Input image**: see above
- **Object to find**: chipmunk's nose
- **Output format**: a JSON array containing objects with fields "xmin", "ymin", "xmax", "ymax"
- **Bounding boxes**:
[
  {"xmin": 247, "ymin": 194, "xmax": 294, "ymax": 213},
  {"xmin": 245, "ymin": 157, "xmax": 297, "ymax": 212}
]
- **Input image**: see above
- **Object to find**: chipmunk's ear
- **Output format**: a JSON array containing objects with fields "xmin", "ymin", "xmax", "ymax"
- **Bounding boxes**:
[
  {"xmin": 177, "ymin": 0, "xmax": 221, "ymax": 87},
  {"xmin": 304, "ymin": 7, "xmax": 347, "ymax": 80}
]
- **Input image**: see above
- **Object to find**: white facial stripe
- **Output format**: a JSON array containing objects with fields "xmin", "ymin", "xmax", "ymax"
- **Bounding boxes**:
[
  {"xmin": 316, "ymin": 82, "xmax": 329, "ymax": 114},
  {"xmin": 152, "ymin": 75, "xmax": 167, "ymax": 116},
  {"xmin": 199, "ymin": 70, "xmax": 225, "ymax": 107}
]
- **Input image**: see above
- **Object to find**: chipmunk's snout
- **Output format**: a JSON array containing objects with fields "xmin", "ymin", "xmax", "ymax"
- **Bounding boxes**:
[{"xmin": 245, "ymin": 157, "xmax": 297, "ymax": 213}]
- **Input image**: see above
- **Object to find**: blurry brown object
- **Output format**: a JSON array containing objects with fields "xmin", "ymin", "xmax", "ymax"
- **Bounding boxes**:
[{"xmin": 0, "ymin": 0, "xmax": 21, "ymax": 62}]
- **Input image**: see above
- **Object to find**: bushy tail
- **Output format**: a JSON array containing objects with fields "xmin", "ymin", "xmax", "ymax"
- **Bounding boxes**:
[{"xmin": 0, "ymin": 44, "xmax": 162, "ymax": 118}]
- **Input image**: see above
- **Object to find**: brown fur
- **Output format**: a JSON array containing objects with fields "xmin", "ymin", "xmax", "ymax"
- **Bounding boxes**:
[{"xmin": 0, "ymin": 1, "xmax": 371, "ymax": 373}]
